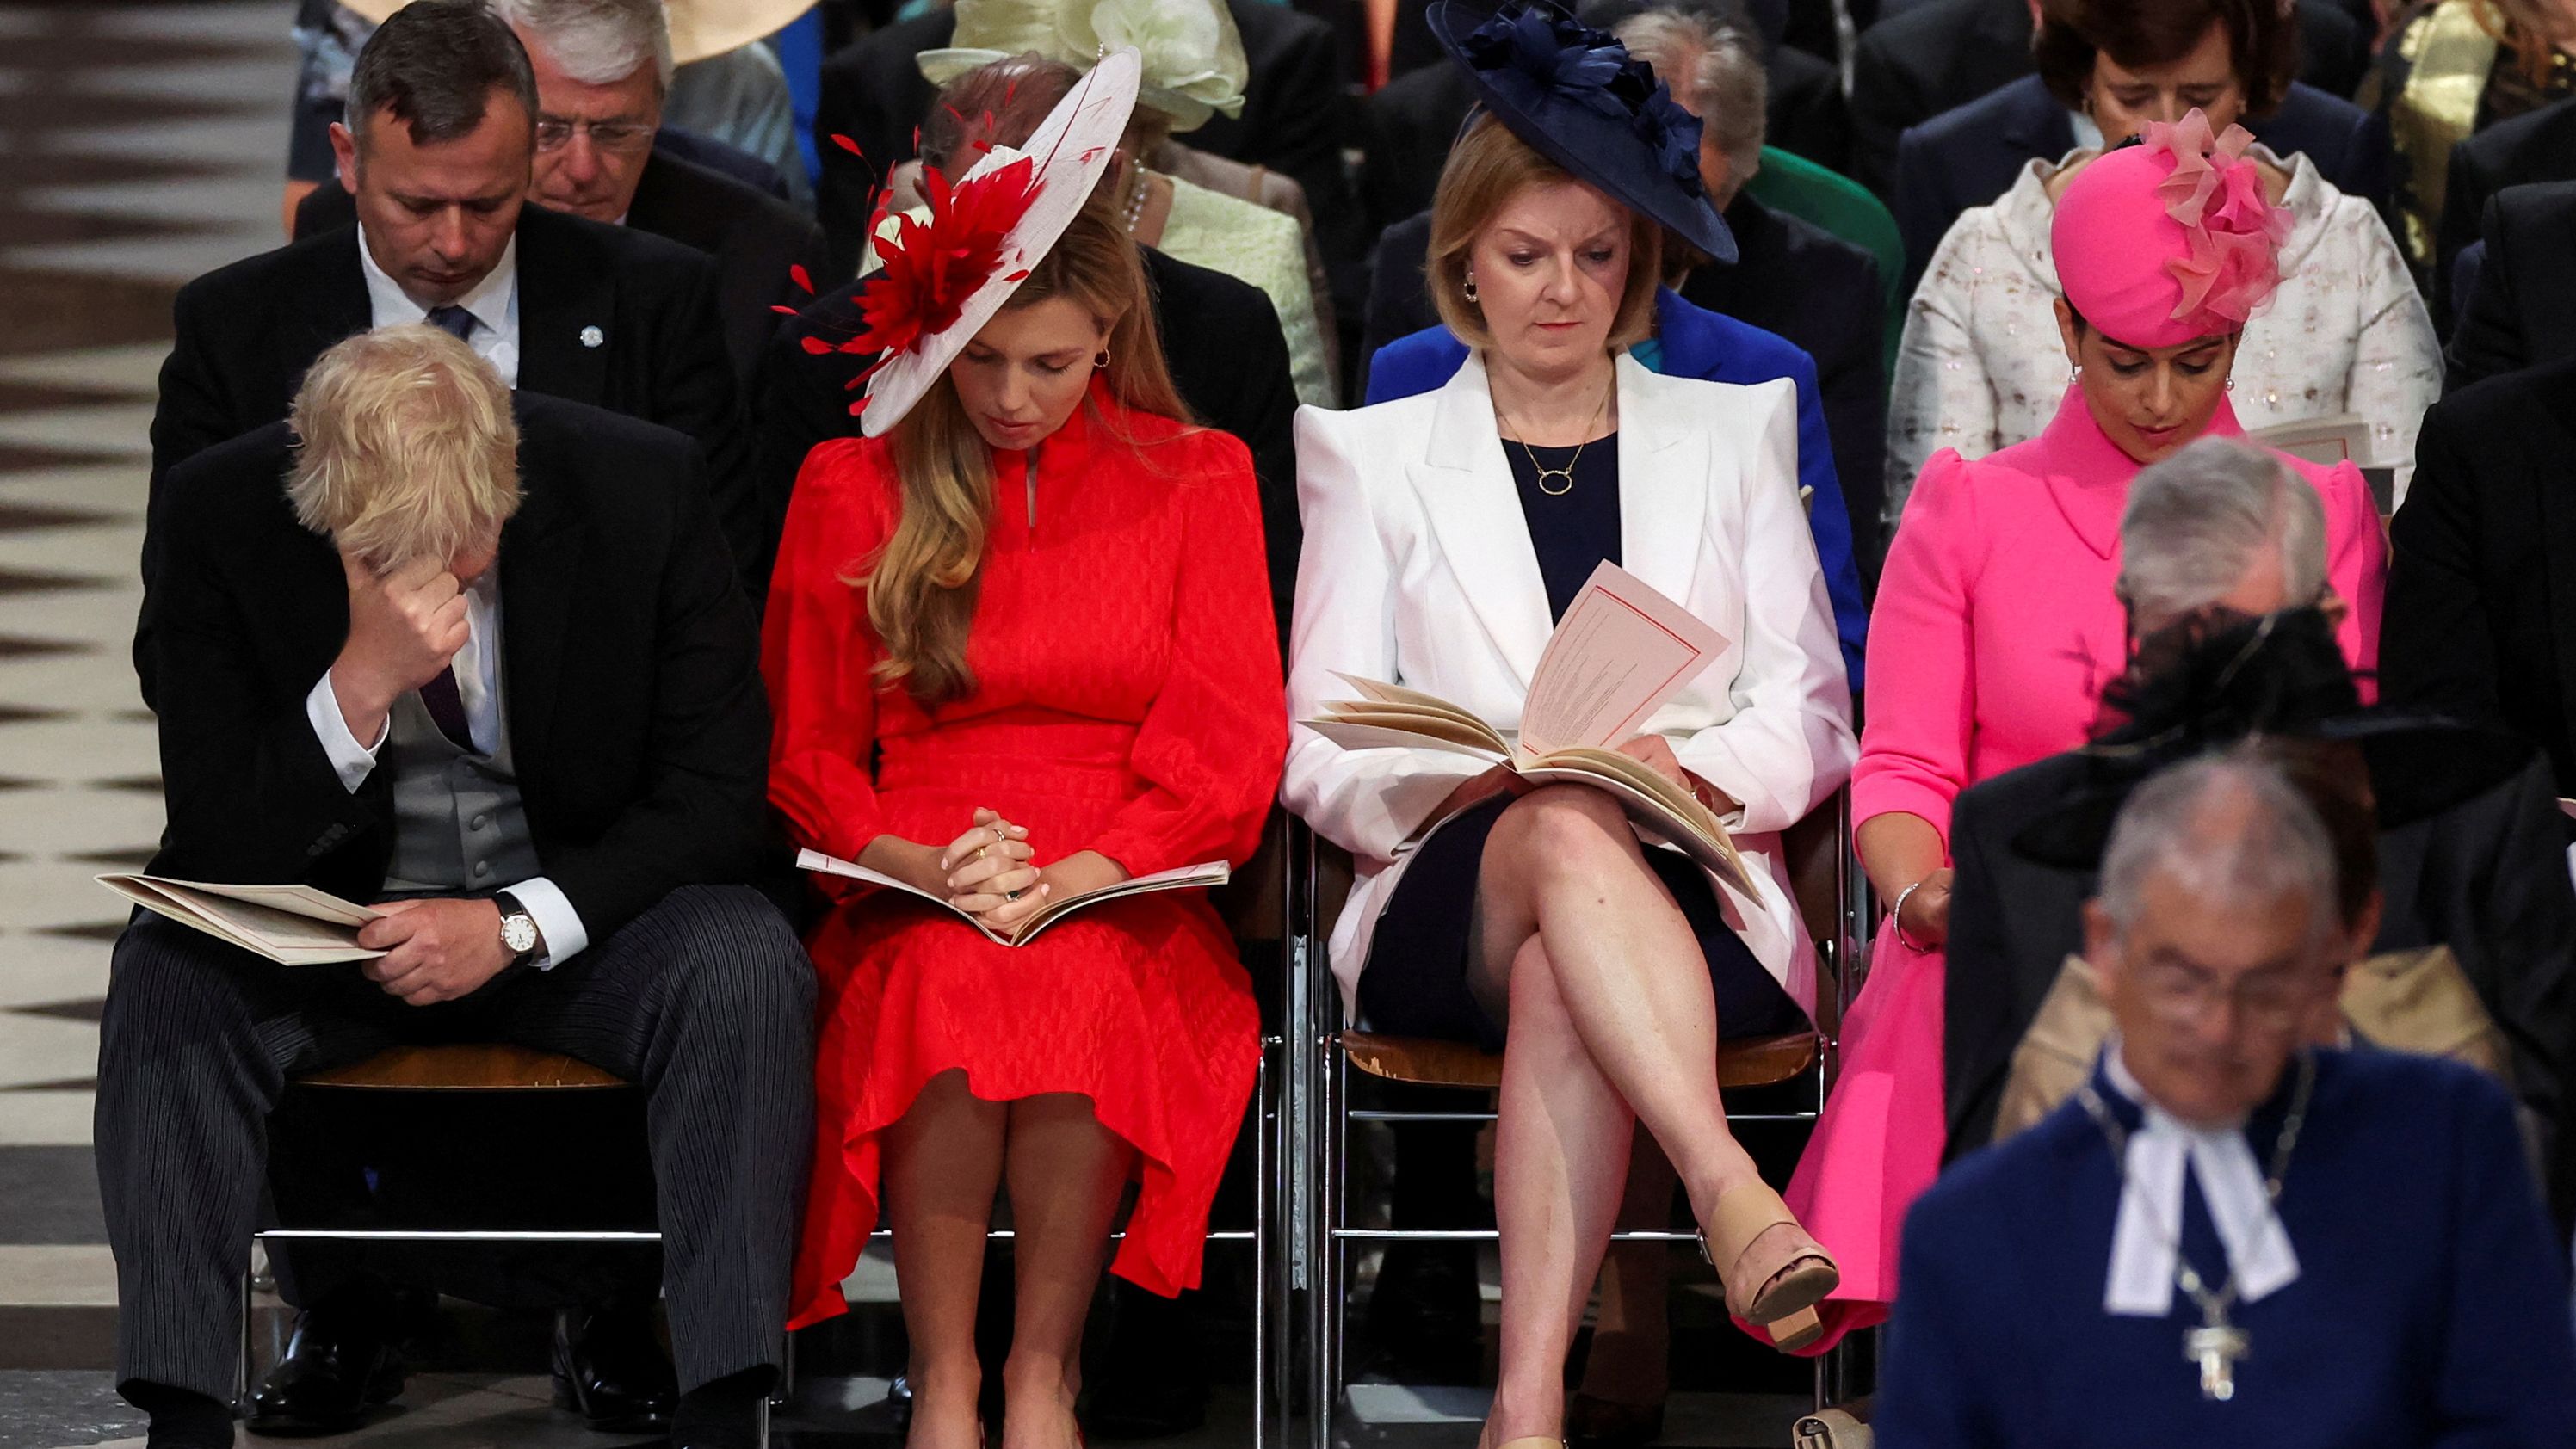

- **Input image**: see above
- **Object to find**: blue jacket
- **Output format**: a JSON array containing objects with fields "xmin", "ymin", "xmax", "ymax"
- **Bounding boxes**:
[
  {"xmin": 1877, "ymin": 1049, "xmax": 2576, "ymax": 1448},
  {"xmin": 1364, "ymin": 289, "xmax": 1869, "ymax": 690}
]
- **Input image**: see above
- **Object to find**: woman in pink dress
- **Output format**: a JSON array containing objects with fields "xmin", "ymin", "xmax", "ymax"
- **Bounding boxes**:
[{"xmin": 1760, "ymin": 112, "xmax": 2388, "ymax": 1353}]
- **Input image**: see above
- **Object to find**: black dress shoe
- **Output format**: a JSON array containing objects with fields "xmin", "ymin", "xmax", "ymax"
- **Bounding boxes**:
[
  {"xmin": 244, "ymin": 1292, "xmax": 406, "ymax": 1436},
  {"xmin": 550, "ymin": 1300, "xmax": 677, "ymax": 1433}
]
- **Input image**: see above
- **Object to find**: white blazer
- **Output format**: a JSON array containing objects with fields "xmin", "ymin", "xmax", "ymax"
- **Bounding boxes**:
[{"xmin": 1281, "ymin": 350, "xmax": 1857, "ymax": 1020}]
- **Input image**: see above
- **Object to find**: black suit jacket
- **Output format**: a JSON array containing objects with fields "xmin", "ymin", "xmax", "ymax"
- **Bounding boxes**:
[
  {"xmin": 1360, "ymin": 197, "xmax": 1886, "ymax": 567},
  {"xmin": 143, "ymin": 394, "xmax": 772, "ymax": 946},
  {"xmin": 812, "ymin": 0, "xmax": 1361, "ymax": 288},
  {"xmin": 1890, "ymin": 73, "xmax": 2387, "ymax": 296},
  {"xmin": 1356, "ymin": 44, "xmax": 1851, "ymax": 238},
  {"xmin": 294, "ymin": 149, "xmax": 836, "ymax": 389},
  {"xmin": 2444, "ymin": 180, "xmax": 2576, "ymax": 392},
  {"xmin": 146, "ymin": 205, "xmax": 755, "ymax": 628},
  {"xmin": 2388, "ymin": 356, "xmax": 2576, "ymax": 789},
  {"xmin": 1943, "ymin": 746, "xmax": 2576, "ymax": 1219},
  {"xmin": 2434, "ymin": 96, "xmax": 2576, "ymax": 326},
  {"xmin": 751, "ymin": 244, "xmax": 1302, "ymax": 643},
  {"xmin": 1849, "ymin": 0, "xmax": 2367, "ymax": 200},
  {"xmin": 1678, "ymin": 194, "xmax": 1887, "ymax": 568}
]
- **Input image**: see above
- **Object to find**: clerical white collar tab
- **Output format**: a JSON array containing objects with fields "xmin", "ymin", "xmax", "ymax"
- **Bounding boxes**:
[{"xmin": 2103, "ymin": 1036, "xmax": 2249, "ymax": 1131}]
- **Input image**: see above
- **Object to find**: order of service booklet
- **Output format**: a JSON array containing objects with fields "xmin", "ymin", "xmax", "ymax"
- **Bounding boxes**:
[
  {"xmin": 794, "ymin": 849, "xmax": 1231, "ymax": 946},
  {"xmin": 95, "ymin": 875, "xmax": 386, "ymax": 965},
  {"xmin": 1300, "ymin": 561, "xmax": 1755, "ymax": 895}
]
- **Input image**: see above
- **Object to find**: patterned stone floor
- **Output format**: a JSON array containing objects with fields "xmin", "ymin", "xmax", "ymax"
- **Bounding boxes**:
[{"xmin": 0, "ymin": 4, "xmax": 295, "ymax": 1441}]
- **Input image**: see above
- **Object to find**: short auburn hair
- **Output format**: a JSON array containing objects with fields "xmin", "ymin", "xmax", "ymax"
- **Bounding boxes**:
[
  {"xmin": 1426, "ymin": 114, "xmax": 1663, "ymax": 353},
  {"xmin": 287, "ymin": 324, "xmax": 522, "ymax": 571},
  {"xmin": 2034, "ymin": 0, "xmax": 2299, "ymax": 118}
]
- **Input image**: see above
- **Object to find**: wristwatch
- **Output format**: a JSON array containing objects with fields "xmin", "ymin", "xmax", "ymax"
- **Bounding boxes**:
[{"xmin": 493, "ymin": 891, "xmax": 541, "ymax": 966}]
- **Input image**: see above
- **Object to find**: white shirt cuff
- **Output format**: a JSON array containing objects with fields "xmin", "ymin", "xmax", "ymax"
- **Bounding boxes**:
[
  {"xmin": 503, "ymin": 876, "xmax": 587, "ymax": 969},
  {"xmin": 306, "ymin": 671, "xmax": 387, "ymax": 792}
]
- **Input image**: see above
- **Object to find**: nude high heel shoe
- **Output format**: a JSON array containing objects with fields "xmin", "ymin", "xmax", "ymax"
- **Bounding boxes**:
[{"xmin": 1697, "ymin": 1180, "xmax": 1838, "ymax": 1352}]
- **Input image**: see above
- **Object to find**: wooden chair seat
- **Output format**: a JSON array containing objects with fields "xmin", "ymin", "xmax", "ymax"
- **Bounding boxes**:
[
  {"xmin": 293, "ymin": 1044, "xmax": 627, "ymax": 1090},
  {"xmin": 1343, "ymin": 1029, "xmax": 1820, "ymax": 1091}
]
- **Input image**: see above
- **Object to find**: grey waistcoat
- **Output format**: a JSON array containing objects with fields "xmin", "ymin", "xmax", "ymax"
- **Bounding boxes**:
[{"xmin": 379, "ymin": 678, "xmax": 541, "ymax": 897}]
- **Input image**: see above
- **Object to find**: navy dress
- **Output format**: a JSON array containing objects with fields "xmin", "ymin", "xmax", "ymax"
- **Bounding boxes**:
[
  {"xmin": 1355, "ymin": 437, "xmax": 1804, "ymax": 1051},
  {"xmin": 1875, "ymin": 1048, "xmax": 2576, "ymax": 1448}
]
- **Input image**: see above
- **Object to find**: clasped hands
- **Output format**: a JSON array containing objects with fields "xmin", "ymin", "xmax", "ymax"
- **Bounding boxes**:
[{"xmin": 873, "ymin": 808, "xmax": 1129, "ymax": 940}]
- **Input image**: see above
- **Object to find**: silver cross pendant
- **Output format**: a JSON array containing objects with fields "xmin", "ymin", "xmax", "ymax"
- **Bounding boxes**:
[{"xmin": 2184, "ymin": 1323, "xmax": 2250, "ymax": 1402}]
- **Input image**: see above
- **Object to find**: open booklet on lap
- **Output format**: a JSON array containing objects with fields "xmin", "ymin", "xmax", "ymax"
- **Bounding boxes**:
[
  {"xmin": 96, "ymin": 875, "xmax": 385, "ymax": 965},
  {"xmin": 1301, "ymin": 561, "xmax": 1754, "ymax": 893},
  {"xmin": 794, "ymin": 850, "xmax": 1231, "ymax": 946}
]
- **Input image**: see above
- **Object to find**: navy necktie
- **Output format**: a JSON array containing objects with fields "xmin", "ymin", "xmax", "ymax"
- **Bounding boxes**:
[
  {"xmin": 425, "ymin": 305, "xmax": 477, "ymax": 342},
  {"xmin": 417, "ymin": 666, "xmax": 475, "ymax": 753}
]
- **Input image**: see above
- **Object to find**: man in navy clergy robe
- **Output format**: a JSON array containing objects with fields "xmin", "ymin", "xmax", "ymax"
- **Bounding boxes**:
[{"xmin": 1875, "ymin": 751, "xmax": 2576, "ymax": 1449}]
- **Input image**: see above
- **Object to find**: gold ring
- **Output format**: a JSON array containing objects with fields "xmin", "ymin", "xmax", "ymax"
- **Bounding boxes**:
[{"xmin": 1004, "ymin": 887, "xmax": 1022, "ymax": 903}]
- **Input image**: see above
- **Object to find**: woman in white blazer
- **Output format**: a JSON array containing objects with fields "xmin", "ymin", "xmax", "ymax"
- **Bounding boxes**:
[{"xmin": 1281, "ymin": 9, "xmax": 1858, "ymax": 1446}]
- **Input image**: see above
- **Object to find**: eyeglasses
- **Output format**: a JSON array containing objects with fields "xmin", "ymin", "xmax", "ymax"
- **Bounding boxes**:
[
  {"xmin": 534, "ymin": 116, "xmax": 655, "ymax": 154},
  {"xmin": 2133, "ymin": 959, "xmax": 2317, "ymax": 1030}
]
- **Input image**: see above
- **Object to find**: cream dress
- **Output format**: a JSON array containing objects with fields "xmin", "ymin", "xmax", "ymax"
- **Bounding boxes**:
[
  {"xmin": 1153, "ymin": 170, "xmax": 1337, "ymax": 408},
  {"xmin": 1884, "ymin": 145, "xmax": 2437, "ymax": 527}
]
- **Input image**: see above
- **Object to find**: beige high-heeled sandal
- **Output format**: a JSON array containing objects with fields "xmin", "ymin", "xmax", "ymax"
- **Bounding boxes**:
[{"xmin": 1698, "ymin": 1180, "xmax": 1839, "ymax": 1352}]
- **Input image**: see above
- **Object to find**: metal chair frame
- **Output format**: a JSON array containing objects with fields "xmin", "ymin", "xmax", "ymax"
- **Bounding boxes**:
[
  {"xmin": 242, "ymin": 1039, "xmax": 1284, "ymax": 1449},
  {"xmin": 1283, "ymin": 791, "xmax": 1875, "ymax": 1448}
]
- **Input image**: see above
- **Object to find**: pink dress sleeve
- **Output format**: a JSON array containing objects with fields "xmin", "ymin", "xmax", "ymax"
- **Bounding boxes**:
[
  {"xmin": 1851, "ymin": 449, "xmax": 1984, "ymax": 850},
  {"xmin": 2296, "ymin": 455, "xmax": 2387, "ymax": 699}
]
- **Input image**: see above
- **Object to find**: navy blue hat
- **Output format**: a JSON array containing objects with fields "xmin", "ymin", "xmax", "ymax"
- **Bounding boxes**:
[{"xmin": 1429, "ymin": 0, "xmax": 1735, "ymax": 265}]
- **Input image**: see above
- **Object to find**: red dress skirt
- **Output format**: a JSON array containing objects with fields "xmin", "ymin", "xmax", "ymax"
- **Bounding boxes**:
[{"xmin": 762, "ymin": 392, "xmax": 1285, "ymax": 1329}]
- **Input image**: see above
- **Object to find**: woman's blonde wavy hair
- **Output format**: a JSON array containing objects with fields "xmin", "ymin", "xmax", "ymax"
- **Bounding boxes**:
[
  {"xmin": 860, "ymin": 194, "xmax": 1190, "ymax": 705},
  {"xmin": 287, "ymin": 324, "xmax": 521, "ymax": 570}
]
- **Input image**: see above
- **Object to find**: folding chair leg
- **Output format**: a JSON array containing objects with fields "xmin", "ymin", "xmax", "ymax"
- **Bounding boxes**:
[{"xmin": 238, "ymin": 1257, "xmax": 256, "ymax": 1411}]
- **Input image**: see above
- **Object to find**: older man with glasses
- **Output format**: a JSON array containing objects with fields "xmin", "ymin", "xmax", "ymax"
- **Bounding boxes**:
[{"xmin": 1875, "ymin": 749, "xmax": 2576, "ymax": 1447}]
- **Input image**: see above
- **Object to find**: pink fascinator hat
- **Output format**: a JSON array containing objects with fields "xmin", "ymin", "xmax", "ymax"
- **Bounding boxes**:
[{"xmin": 2050, "ymin": 110, "xmax": 2295, "ymax": 350}]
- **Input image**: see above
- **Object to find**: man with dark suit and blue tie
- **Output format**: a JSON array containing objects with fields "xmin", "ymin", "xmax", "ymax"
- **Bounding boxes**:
[
  {"xmin": 290, "ymin": 0, "xmax": 834, "ymax": 392},
  {"xmin": 148, "ymin": 0, "xmax": 755, "ymax": 626}
]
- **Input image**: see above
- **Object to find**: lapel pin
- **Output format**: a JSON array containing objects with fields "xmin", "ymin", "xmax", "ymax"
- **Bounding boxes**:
[{"xmin": 579, "ymin": 324, "xmax": 605, "ymax": 349}]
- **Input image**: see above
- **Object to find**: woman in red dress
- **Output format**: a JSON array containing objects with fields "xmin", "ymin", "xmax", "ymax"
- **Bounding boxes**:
[{"xmin": 760, "ymin": 55, "xmax": 1282, "ymax": 1449}]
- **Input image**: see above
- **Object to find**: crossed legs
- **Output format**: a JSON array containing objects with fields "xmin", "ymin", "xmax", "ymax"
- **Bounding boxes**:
[
  {"xmin": 1466, "ymin": 786, "xmax": 1786, "ymax": 1448},
  {"xmin": 885, "ymin": 1070, "xmax": 1134, "ymax": 1449}
]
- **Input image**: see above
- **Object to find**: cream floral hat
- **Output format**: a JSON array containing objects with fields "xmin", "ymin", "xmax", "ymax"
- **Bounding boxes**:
[
  {"xmin": 343, "ymin": 0, "xmax": 818, "ymax": 66},
  {"xmin": 917, "ymin": 0, "xmax": 1247, "ymax": 133}
]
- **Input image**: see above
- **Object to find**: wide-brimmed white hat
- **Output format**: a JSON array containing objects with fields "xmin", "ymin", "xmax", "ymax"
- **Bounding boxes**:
[
  {"xmin": 342, "ymin": 0, "xmax": 817, "ymax": 67},
  {"xmin": 848, "ymin": 46, "xmax": 1141, "ymax": 436},
  {"xmin": 917, "ymin": 0, "xmax": 1245, "ymax": 133}
]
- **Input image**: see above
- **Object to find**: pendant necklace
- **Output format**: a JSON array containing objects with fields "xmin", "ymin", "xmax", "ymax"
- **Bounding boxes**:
[
  {"xmin": 2073, "ymin": 1051, "xmax": 2315, "ymax": 1403},
  {"xmin": 1504, "ymin": 373, "xmax": 1611, "ymax": 497}
]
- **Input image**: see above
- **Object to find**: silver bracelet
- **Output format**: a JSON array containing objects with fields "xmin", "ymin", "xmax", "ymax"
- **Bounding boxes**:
[{"xmin": 1889, "ymin": 879, "xmax": 1931, "ymax": 953}]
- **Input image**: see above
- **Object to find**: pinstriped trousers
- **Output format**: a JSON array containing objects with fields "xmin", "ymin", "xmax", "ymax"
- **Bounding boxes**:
[{"xmin": 94, "ymin": 884, "xmax": 816, "ymax": 1404}]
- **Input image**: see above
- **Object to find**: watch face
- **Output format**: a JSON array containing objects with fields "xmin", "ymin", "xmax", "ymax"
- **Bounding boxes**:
[{"xmin": 502, "ymin": 915, "xmax": 539, "ymax": 955}]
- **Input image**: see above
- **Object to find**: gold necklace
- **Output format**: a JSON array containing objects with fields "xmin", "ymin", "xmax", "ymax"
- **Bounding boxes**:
[{"xmin": 1504, "ymin": 373, "xmax": 1611, "ymax": 497}]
